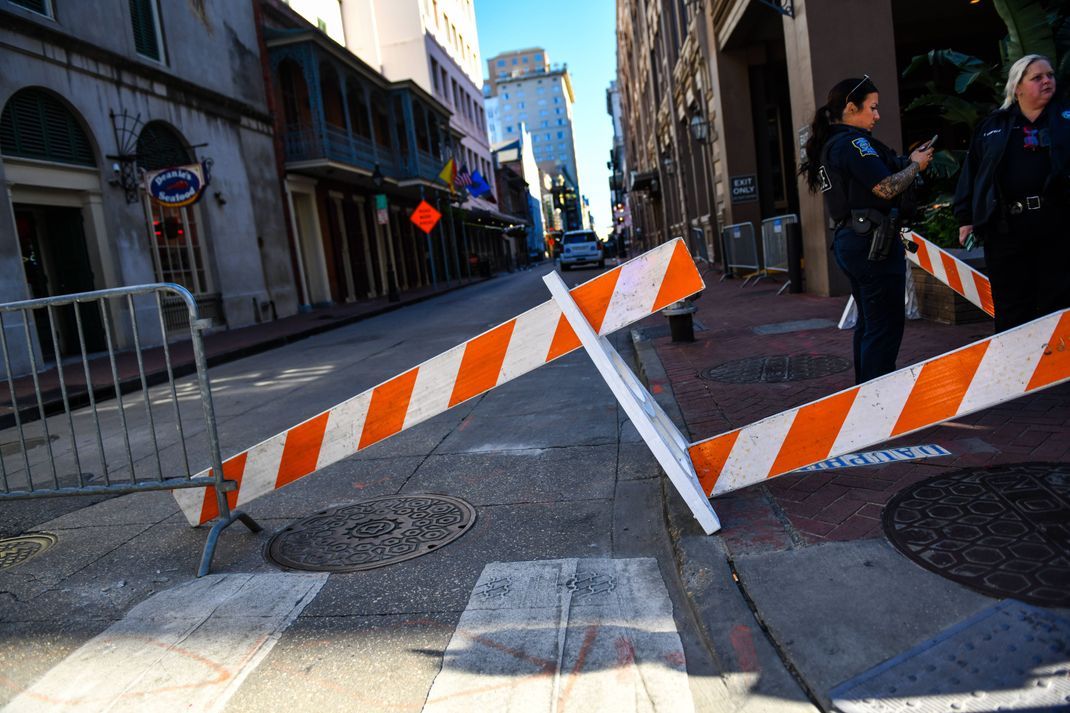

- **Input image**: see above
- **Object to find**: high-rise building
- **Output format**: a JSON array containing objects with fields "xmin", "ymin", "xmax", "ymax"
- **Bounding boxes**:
[{"xmin": 484, "ymin": 48, "xmax": 579, "ymax": 199}]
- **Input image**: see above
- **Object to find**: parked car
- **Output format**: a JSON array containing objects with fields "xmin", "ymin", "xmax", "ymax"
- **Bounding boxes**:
[{"xmin": 558, "ymin": 230, "xmax": 604, "ymax": 271}]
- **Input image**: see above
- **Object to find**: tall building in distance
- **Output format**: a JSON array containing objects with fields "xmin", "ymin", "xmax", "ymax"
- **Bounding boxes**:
[{"xmin": 483, "ymin": 48, "xmax": 580, "ymax": 207}]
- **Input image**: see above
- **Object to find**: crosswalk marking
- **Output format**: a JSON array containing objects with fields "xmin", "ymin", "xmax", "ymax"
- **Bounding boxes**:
[
  {"xmin": 422, "ymin": 558, "xmax": 695, "ymax": 713},
  {"xmin": 2, "ymin": 573, "xmax": 326, "ymax": 713}
]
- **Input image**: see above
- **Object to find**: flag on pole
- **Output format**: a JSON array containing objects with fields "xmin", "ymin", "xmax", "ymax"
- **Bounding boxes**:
[
  {"xmin": 469, "ymin": 170, "xmax": 492, "ymax": 200},
  {"xmin": 455, "ymin": 164, "xmax": 474, "ymax": 190},
  {"xmin": 438, "ymin": 158, "xmax": 457, "ymax": 193}
]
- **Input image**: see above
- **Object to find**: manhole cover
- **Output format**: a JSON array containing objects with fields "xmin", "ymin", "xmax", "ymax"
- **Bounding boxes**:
[
  {"xmin": 266, "ymin": 494, "xmax": 476, "ymax": 572},
  {"xmin": 883, "ymin": 463, "xmax": 1070, "ymax": 607},
  {"xmin": 701, "ymin": 354, "xmax": 850, "ymax": 383},
  {"xmin": 0, "ymin": 533, "xmax": 57, "ymax": 570}
]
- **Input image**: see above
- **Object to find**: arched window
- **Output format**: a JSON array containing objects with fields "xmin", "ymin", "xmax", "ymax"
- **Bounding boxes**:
[
  {"xmin": 136, "ymin": 121, "xmax": 191, "ymax": 171},
  {"xmin": 278, "ymin": 60, "xmax": 312, "ymax": 130},
  {"xmin": 0, "ymin": 88, "xmax": 96, "ymax": 166},
  {"xmin": 137, "ymin": 122, "xmax": 210, "ymax": 295}
]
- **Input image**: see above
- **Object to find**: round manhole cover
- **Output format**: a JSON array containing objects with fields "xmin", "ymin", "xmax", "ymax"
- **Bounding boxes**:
[
  {"xmin": 0, "ymin": 533, "xmax": 57, "ymax": 571},
  {"xmin": 883, "ymin": 463, "xmax": 1070, "ymax": 607},
  {"xmin": 266, "ymin": 494, "xmax": 476, "ymax": 572},
  {"xmin": 701, "ymin": 354, "xmax": 850, "ymax": 383}
]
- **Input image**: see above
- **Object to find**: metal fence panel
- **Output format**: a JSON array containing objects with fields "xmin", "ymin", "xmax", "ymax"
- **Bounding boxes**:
[
  {"xmin": 760, "ymin": 214, "xmax": 798, "ymax": 274},
  {"xmin": 722, "ymin": 222, "xmax": 759, "ymax": 275},
  {"xmin": 0, "ymin": 283, "xmax": 258, "ymax": 575}
]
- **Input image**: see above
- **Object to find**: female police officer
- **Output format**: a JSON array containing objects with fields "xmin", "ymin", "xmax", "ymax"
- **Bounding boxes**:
[
  {"xmin": 801, "ymin": 76, "xmax": 933, "ymax": 383},
  {"xmin": 955, "ymin": 54, "xmax": 1070, "ymax": 333}
]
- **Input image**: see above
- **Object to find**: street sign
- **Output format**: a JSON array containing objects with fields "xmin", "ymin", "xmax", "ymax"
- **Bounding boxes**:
[
  {"xmin": 729, "ymin": 174, "xmax": 758, "ymax": 204},
  {"xmin": 410, "ymin": 200, "xmax": 442, "ymax": 234}
]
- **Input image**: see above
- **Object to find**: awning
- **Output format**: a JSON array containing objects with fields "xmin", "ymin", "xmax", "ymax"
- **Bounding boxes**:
[{"xmin": 630, "ymin": 171, "xmax": 659, "ymax": 193}]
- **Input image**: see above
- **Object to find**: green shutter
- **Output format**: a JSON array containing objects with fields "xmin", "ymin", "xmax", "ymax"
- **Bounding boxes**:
[
  {"xmin": 10, "ymin": 0, "xmax": 50, "ymax": 15},
  {"xmin": 129, "ymin": 0, "xmax": 161, "ymax": 60},
  {"xmin": 0, "ymin": 89, "xmax": 96, "ymax": 167}
]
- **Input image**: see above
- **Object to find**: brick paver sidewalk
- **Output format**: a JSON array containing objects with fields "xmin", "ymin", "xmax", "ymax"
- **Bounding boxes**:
[{"xmin": 648, "ymin": 265, "xmax": 1070, "ymax": 555}]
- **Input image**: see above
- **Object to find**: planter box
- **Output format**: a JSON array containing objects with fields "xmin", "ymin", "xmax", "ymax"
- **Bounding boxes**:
[{"xmin": 910, "ymin": 262, "xmax": 990, "ymax": 325}]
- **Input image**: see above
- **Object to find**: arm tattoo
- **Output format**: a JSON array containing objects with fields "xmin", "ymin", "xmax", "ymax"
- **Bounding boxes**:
[{"xmin": 871, "ymin": 162, "xmax": 919, "ymax": 200}]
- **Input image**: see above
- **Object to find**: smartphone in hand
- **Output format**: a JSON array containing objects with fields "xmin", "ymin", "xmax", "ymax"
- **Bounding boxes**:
[
  {"xmin": 919, "ymin": 134, "xmax": 938, "ymax": 151},
  {"xmin": 963, "ymin": 232, "xmax": 978, "ymax": 251}
]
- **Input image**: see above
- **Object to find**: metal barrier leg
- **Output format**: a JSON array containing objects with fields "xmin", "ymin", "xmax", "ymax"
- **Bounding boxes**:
[
  {"xmin": 777, "ymin": 280, "xmax": 791, "ymax": 296},
  {"xmin": 198, "ymin": 508, "xmax": 262, "ymax": 578}
]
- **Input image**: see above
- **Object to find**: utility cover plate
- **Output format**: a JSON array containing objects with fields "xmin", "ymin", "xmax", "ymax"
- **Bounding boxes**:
[
  {"xmin": 266, "ymin": 494, "xmax": 476, "ymax": 572},
  {"xmin": 883, "ymin": 462, "xmax": 1070, "ymax": 607},
  {"xmin": 701, "ymin": 354, "xmax": 850, "ymax": 383},
  {"xmin": 830, "ymin": 600, "xmax": 1070, "ymax": 713},
  {"xmin": 0, "ymin": 533, "xmax": 57, "ymax": 571}
]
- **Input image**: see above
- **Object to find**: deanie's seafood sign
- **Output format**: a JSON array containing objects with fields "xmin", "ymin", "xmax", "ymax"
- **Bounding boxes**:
[{"xmin": 146, "ymin": 164, "xmax": 206, "ymax": 207}]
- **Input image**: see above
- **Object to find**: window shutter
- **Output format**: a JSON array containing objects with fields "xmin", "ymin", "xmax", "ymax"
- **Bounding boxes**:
[
  {"xmin": 0, "ymin": 90, "xmax": 95, "ymax": 167},
  {"xmin": 129, "ymin": 0, "xmax": 161, "ymax": 60},
  {"xmin": 10, "ymin": 0, "xmax": 50, "ymax": 15}
]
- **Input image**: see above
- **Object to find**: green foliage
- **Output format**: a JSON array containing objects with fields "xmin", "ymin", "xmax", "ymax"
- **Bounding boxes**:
[
  {"xmin": 994, "ymin": 0, "xmax": 1057, "ymax": 66},
  {"xmin": 916, "ymin": 196, "xmax": 962, "ymax": 250}
]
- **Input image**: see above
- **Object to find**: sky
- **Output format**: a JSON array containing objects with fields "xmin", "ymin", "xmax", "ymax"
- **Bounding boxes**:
[{"xmin": 474, "ymin": 0, "xmax": 617, "ymax": 234}]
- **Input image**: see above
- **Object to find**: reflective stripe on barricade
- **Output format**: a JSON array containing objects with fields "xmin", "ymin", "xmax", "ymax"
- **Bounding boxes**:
[
  {"xmin": 175, "ymin": 239, "xmax": 704, "ymax": 525},
  {"xmin": 689, "ymin": 309, "xmax": 1070, "ymax": 496},
  {"xmin": 905, "ymin": 230, "xmax": 994, "ymax": 317}
]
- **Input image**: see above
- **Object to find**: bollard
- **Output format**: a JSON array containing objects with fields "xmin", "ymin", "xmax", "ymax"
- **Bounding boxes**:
[
  {"xmin": 786, "ymin": 221, "xmax": 803, "ymax": 294},
  {"xmin": 662, "ymin": 299, "xmax": 697, "ymax": 342}
]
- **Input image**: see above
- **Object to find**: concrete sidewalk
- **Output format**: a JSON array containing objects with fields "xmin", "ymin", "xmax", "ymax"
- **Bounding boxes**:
[{"xmin": 633, "ymin": 262, "xmax": 1070, "ymax": 711}]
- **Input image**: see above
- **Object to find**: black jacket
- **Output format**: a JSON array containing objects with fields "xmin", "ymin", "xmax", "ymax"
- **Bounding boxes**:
[{"xmin": 953, "ymin": 99, "xmax": 1070, "ymax": 232}]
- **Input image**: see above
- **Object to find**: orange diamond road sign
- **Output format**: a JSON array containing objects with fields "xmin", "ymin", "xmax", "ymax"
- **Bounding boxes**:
[{"xmin": 410, "ymin": 200, "xmax": 442, "ymax": 234}]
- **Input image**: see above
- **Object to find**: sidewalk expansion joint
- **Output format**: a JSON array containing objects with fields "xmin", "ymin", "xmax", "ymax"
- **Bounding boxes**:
[
  {"xmin": 759, "ymin": 484, "xmax": 808, "ymax": 549},
  {"xmin": 725, "ymin": 554, "xmax": 825, "ymax": 711}
]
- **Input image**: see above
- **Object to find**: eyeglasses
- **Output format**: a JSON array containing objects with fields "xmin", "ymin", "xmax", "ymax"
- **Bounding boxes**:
[{"xmin": 847, "ymin": 74, "xmax": 870, "ymax": 101}]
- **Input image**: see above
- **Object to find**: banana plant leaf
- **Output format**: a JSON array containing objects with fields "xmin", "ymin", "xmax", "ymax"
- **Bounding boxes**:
[
  {"xmin": 904, "ymin": 93, "xmax": 987, "ymax": 130},
  {"xmin": 995, "ymin": 0, "xmax": 1057, "ymax": 65}
]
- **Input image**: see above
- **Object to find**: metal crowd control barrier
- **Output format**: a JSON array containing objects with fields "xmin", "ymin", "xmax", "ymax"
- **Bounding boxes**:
[
  {"xmin": 720, "ymin": 222, "xmax": 760, "ymax": 286},
  {"xmin": 0, "ymin": 283, "xmax": 259, "ymax": 576},
  {"xmin": 759, "ymin": 214, "xmax": 798, "ymax": 294}
]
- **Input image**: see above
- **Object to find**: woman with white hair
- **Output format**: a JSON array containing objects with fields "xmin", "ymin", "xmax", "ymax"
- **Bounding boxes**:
[{"xmin": 954, "ymin": 54, "xmax": 1069, "ymax": 332}]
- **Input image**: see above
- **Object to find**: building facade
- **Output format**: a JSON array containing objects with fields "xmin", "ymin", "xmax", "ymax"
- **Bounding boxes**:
[
  {"xmin": 617, "ymin": 0, "xmax": 1005, "ymax": 296},
  {"xmin": 338, "ymin": 0, "xmax": 493, "ymax": 184},
  {"xmin": 606, "ymin": 81, "xmax": 632, "ymax": 254},
  {"xmin": 0, "ymin": 0, "xmax": 297, "ymax": 373},
  {"xmin": 491, "ymin": 124, "xmax": 545, "ymax": 260},
  {"xmin": 483, "ymin": 48, "xmax": 580, "ymax": 198}
]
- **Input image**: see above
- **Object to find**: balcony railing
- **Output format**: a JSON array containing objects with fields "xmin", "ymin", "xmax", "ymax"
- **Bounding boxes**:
[{"xmin": 283, "ymin": 124, "xmax": 411, "ymax": 177}]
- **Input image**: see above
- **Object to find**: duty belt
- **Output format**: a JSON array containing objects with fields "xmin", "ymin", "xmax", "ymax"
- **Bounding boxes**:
[{"xmin": 1006, "ymin": 195, "xmax": 1042, "ymax": 215}]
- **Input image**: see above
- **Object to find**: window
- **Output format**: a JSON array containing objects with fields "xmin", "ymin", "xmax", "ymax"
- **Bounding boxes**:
[
  {"xmin": 522, "ymin": 56, "xmax": 528, "ymax": 63},
  {"xmin": 129, "ymin": 0, "xmax": 164, "ymax": 61},
  {"xmin": 532, "ymin": 135, "xmax": 538, "ymax": 142},
  {"xmin": 511, "ymin": 58, "xmax": 518, "ymax": 65},
  {"xmin": 137, "ymin": 123, "xmax": 210, "ymax": 295},
  {"xmin": 544, "ymin": 133, "xmax": 551, "ymax": 141},
  {"xmin": 534, "ymin": 54, "xmax": 542, "ymax": 63},
  {"xmin": 557, "ymin": 131, "xmax": 564, "ymax": 139},
  {"xmin": 431, "ymin": 57, "xmax": 440, "ymax": 93},
  {"xmin": 1, "ymin": 88, "xmax": 95, "ymax": 166},
  {"xmin": 518, "ymin": 102, "xmax": 525, "ymax": 109},
  {"xmin": 553, "ymin": 97, "xmax": 560, "ymax": 104},
  {"xmin": 503, "ymin": 93, "xmax": 509, "ymax": 100},
  {"xmin": 557, "ymin": 119, "xmax": 565, "ymax": 125},
  {"xmin": 10, "ymin": 0, "xmax": 52, "ymax": 17},
  {"xmin": 497, "ymin": 59, "xmax": 505, "ymax": 66},
  {"xmin": 506, "ymin": 126, "xmax": 513, "ymax": 133},
  {"xmin": 541, "ymin": 121, "xmax": 548, "ymax": 128}
]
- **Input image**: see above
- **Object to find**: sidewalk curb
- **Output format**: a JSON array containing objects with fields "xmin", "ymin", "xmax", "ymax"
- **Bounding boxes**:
[{"xmin": 631, "ymin": 328, "xmax": 821, "ymax": 712}]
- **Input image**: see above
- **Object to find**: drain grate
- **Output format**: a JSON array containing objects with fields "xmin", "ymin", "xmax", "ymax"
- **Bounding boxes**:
[
  {"xmin": 701, "ymin": 353, "xmax": 850, "ymax": 383},
  {"xmin": 883, "ymin": 462, "xmax": 1070, "ymax": 607},
  {"xmin": 266, "ymin": 494, "xmax": 476, "ymax": 573},
  {"xmin": 0, "ymin": 533, "xmax": 57, "ymax": 570}
]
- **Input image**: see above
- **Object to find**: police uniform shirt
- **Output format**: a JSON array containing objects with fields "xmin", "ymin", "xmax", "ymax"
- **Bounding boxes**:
[
  {"xmin": 822, "ymin": 125, "xmax": 899, "ymax": 221},
  {"xmin": 1000, "ymin": 104, "xmax": 1051, "ymax": 200}
]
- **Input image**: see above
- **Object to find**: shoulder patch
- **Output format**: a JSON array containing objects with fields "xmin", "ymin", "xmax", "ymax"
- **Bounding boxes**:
[
  {"xmin": 851, "ymin": 137, "xmax": 878, "ymax": 157},
  {"xmin": 1062, "ymin": 109, "xmax": 1070, "ymax": 120},
  {"xmin": 818, "ymin": 166, "xmax": 832, "ymax": 192}
]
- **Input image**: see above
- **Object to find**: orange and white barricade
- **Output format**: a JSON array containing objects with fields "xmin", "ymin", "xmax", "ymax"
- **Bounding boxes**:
[
  {"xmin": 839, "ymin": 229, "xmax": 994, "ymax": 329},
  {"xmin": 174, "ymin": 239, "xmax": 704, "ymax": 526},
  {"xmin": 689, "ymin": 309, "xmax": 1070, "ymax": 497}
]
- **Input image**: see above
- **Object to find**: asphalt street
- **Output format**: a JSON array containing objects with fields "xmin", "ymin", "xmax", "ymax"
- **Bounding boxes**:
[{"xmin": 0, "ymin": 263, "xmax": 741, "ymax": 712}]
